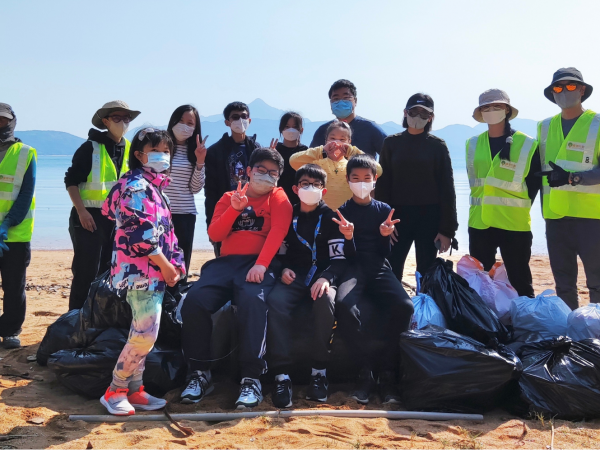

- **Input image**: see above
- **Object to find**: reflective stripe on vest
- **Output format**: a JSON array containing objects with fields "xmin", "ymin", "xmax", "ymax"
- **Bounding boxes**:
[
  {"xmin": 540, "ymin": 111, "xmax": 600, "ymax": 219},
  {"xmin": 0, "ymin": 145, "xmax": 31, "ymax": 201}
]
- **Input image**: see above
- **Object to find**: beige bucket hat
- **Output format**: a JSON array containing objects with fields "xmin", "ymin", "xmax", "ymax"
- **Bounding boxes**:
[
  {"xmin": 472, "ymin": 89, "xmax": 519, "ymax": 123},
  {"xmin": 92, "ymin": 100, "xmax": 141, "ymax": 129}
]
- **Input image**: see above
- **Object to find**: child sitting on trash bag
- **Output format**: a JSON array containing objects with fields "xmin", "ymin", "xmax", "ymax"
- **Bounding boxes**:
[
  {"xmin": 334, "ymin": 154, "xmax": 414, "ymax": 405},
  {"xmin": 179, "ymin": 148, "xmax": 293, "ymax": 409},
  {"xmin": 99, "ymin": 128, "xmax": 186, "ymax": 416},
  {"xmin": 266, "ymin": 163, "xmax": 355, "ymax": 408}
]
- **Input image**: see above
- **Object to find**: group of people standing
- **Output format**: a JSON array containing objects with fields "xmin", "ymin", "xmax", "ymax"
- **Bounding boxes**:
[{"xmin": 0, "ymin": 66, "xmax": 598, "ymax": 415}]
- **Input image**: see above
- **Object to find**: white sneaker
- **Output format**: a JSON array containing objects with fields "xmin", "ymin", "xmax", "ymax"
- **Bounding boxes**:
[
  {"xmin": 181, "ymin": 371, "xmax": 214, "ymax": 404},
  {"xmin": 100, "ymin": 387, "xmax": 135, "ymax": 416},
  {"xmin": 235, "ymin": 378, "xmax": 263, "ymax": 409}
]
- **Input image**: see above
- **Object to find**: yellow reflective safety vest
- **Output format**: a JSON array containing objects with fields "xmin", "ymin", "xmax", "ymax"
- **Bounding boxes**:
[
  {"xmin": 78, "ymin": 139, "xmax": 130, "ymax": 208},
  {"xmin": 466, "ymin": 131, "xmax": 537, "ymax": 232},
  {"xmin": 538, "ymin": 110, "xmax": 600, "ymax": 220},
  {"xmin": 0, "ymin": 142, "xmax": 36, "ymax": 242}
]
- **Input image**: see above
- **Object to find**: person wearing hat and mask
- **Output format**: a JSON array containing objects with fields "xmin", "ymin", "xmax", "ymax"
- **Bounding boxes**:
[
  {"xmin": 64, "ymin": 101, "xmax": 140, "ymax": 310},
  {"xmin": 375, "ymin": 93, "xmax": 458, "ymax": 281},
  {"xmin": 0, "ymin": 104, "xmax": 37, "ymax": 349},
  {"xmin": 537, "ymin": 68, "xmax": 600, "ymax": 309},
  {"xmin": 466, "ymin": 90, "xmax": 540, "ymax": 298}
]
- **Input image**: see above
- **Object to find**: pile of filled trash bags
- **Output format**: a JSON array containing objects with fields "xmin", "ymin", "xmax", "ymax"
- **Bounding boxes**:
[
  {"xmin": 406, "ymin": 257, "xmax": 600, "ymax": 419},
  {"xmin": 37, "ymin": 271, "xmax": 235, "ymax": 398}
]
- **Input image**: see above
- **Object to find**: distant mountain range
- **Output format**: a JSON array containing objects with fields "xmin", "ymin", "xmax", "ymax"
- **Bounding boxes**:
[{"xmin": 16, "ymin": 98, "xmax": 539, "ymax": 166}]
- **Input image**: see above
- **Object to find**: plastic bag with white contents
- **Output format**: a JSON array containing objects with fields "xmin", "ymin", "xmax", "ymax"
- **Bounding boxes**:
[
  {"xmin": 410, "ymin": 272, "xmax": 447, "ymax": 330},
  {"xmin": 457, "ymin": 255, "xmax": 518, "ymax": 325},
  {"xmin": 511, "ymin": 289, "xmax": 571, "ymax": 341},
  {"xmin": 568, "ymin": 303, "xmax": 600, "ymax": 341}
]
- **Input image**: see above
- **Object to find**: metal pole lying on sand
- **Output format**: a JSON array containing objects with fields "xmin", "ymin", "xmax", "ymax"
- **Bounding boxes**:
[{"xmin": 69, "ymin": 410, "xmax": 484, "ymax": 423}]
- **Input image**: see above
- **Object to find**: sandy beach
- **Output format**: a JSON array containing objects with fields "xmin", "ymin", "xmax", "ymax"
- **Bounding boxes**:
[{"xmin": 0, "ymin": 250, "xmax": 598, "ymax": 449}]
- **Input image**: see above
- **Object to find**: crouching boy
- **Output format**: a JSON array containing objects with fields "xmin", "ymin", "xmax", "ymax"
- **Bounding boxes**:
[
  {"xmin": 266, "ymin": 164, "xmax": 354, "ymax": 408},
  {"xmin": 180, "ymin": 148, "xmax": 292, "ymax": 409},
  {"xmin": 334, "ymin": 154, "xmax": 414, "ymax": 405}
]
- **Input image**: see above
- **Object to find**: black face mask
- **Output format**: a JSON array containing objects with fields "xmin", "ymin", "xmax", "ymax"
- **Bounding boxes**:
[{"xmin": 0, "ymin": 111, "xmax": 16, "ymax": 144}]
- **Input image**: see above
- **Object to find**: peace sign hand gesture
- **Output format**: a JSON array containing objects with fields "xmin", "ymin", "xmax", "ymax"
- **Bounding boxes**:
[
  {"xmin": 380, "ymin": 208, "xmax": 400, "ymax": 237},
  {"xmin": 332, "ymin": 210, "xmax": 354, "ymax": 240},
  {"xmin": 269, "ymin": 138, "xmax": 279, "ymax": 150},
  {"xmin": 231, "ymin": 181, "xmax": 249, "ymax": 212},
  {"xmin": 195, "ymin": 135, "xmax": 208, "ymax": 167}
]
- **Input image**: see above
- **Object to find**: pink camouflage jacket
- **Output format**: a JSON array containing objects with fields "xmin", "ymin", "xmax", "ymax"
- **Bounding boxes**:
[{"xmin": 101, "ymin": 167, "xmax": 186, "ymax": 292}]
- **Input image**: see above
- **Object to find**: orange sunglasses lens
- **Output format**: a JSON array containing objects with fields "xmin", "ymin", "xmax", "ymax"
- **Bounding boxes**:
[{"xmin": 553, "ymin": 84, "xmax": 578, "ymax": 94}]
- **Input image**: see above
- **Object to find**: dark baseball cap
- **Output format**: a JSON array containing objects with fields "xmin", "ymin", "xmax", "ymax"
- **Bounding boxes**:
[
  {"xmin": 544, "ymin": 67, "xmax": 593, "ymax": 103},
  {"xmin": 406, "ymin": 93, "xmax": 434, "ymax": 112}
]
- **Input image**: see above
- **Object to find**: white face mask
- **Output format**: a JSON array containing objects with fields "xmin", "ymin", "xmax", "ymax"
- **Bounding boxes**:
[
  {"xmin": 107, "ymin": 121, "xmax": 128, "ymax": 139},
  {"xmin": 282, "ymin": 128, "xmax": 300, "ymax": 142},
  {"xmin": 481, "ymin": 109, "xmax": 506, "ymax": 125},
  {"xmin": 230, "ymin": 118, "xmax": 250, "ymax": 134},
  {"xmin": 172, "ymin": 123, "xmax": 194, "ymax": 142},
  {"xmin": 297, "ymin": 186, "xmax": 322, "ymax": 205},
  {"xmin": 349, "ymin": 181, "xmax": 375, "ymax": 199},
  {"xmin": 554, "ymin": 90, "xmax": 582, "ymax": 109},
  {"xmin": 406, "ymin": 115, "xmax": 429, "ymax": 130},
  {"xmin": 144, "ymin": 152, "xmax": 170, "ymax": 172}
]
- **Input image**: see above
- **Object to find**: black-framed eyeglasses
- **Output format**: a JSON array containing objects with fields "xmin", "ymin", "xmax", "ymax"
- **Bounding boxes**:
[
  {"xmin": 298, "ymin": 180, "xmax": 324, "ymax": 189},
  {"xmin": 253, "ymin": 165, "xmax": 279, "ymax": 178},
  {"xmin": 330, "ymin": 95, "xmax": 355, "ymax": 103},
  {"xmin": 407, "ymin": 109, "xmax": 432, "ymax": 119},
  {"xmin": 107, "ymin": 115, "xmax": 132, "ymax": 124},
  {"xmin": 230, "ymin": 113, "xmax": 249, "ymax": 121}
]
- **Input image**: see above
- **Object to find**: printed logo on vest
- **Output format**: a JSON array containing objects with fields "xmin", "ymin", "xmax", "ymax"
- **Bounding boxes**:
[
  {"xmin": 0, "ymin": 175, "xmax": 15, "ymax": 183},
  {"xmin": 567, "ymin": 142, "xmax": 586, "ymax": 151},
  {"xmin": 500, "ymin": 160, "xmax": 517, "ymax": 171}
]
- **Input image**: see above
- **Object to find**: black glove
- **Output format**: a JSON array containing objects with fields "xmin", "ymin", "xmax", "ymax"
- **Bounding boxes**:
[{"xmin": 535, "ymin": 161, "xmax": 570, "ymax": 187}]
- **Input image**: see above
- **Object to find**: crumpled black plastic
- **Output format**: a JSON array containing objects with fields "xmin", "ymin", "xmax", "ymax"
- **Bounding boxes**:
[
  {"xmin": 399, "ymin": 325, "xmax": 522, "ymax": 413},
  {"xmin": 519, "ymin": 336, "xmax": 600, "ymax": 420},
  {"xmin": 420, "ymin": 258, "xmax": 511, "ymax": 344}
]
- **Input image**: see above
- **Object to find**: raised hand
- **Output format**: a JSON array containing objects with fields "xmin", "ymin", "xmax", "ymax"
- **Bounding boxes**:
[
  {"xmin": 195, "ymin": 135, "xmax": 208, "ymax": 167},
  {"xmin": 231, "ymin": 181, "xmax": 249, "ymax": 211},
  {"xmin": 281, "ymin": 268, "xmax": 296, "ymax": 285},
  {"xmin": 310, "ymin": 278, "xmax": 330, "ymax": 301},
  {"xmin": 332, "ymin": 210, "xmax": 354, "ymax": 240},
  {"xmin": 324, "ymin": 141, "xmax": 343, "ymax": 161},
  {"xmin": 380, "ymin": 208, "xmax": 400, "ymax": 237},
  {"xmin": 270, "ymin": 138, "xmax": 278, "ymax": 150}
]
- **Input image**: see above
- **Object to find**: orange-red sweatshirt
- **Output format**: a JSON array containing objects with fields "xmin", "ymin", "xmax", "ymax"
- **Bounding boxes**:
[{"xmin": 208, "ymin": 187, "xmax": 292, "ymax": 267}]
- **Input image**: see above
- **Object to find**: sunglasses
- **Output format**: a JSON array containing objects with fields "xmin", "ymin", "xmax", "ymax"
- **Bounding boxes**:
[
  {"xmin": 552, "ymin": 83, "xmax": 580, "ymax": 94},
  {"xmin": 480, "ymin": 105, "xmax": 505, "ymax": 112},
  {"xmin": 407, "ymin": 109, "xmax": 432, "ymax": 119},
  {"xmin": 230, "ymin": 113, "xmax": 249, "ymax": 121},
  {"xmin": 107, "ymin": 115, "xmax": 132, "ymax": 124}
]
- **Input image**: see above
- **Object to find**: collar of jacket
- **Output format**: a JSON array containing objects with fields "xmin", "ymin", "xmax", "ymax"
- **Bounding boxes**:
[{"xmin": 140, "ymin": 166, "xmax": 170, "ymax": 188}]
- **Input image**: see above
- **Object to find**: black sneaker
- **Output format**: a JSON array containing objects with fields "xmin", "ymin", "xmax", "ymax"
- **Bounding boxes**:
[
  {"xmin": 350, "ymin": 368, "xmax": 375, "ymax": 404},
  {"xmin": 378, "ymin": 370, "xmax": 400, "ymax": 404},
  {"xmin": 306, "ymin": 373, "xmax": 329, "ymax": 402},
  {"xmin": 181, "ymin": 371, "xmax": 214, "ymax": 404},
  {"xmin": 272, "ymin": 378, "xmax": 293, "ymax": 408}
]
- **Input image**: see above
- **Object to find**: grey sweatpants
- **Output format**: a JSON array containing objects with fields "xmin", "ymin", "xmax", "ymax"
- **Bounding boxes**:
[{"xmin": 546, "ymin": 217, "xmax": 600, "ymax": 310}]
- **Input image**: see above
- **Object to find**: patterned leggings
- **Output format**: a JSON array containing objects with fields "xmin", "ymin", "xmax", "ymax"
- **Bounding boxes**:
[{"xmin": 111, "ymin": 290, "xmax": 164, "ymax": 389}]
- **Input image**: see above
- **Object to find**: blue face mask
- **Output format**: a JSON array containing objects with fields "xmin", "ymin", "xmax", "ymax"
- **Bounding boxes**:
[
  {"xmin": 331, "ymin": 100, "xmax": 354, "ymax": 119},
  {"xmin": 144, "ymin": 152, "xmax": 170, "ymax": 172}
]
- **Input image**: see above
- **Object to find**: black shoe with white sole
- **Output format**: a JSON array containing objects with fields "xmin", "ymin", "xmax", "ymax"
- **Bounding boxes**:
[
  {"xmin": 306, "ymin": 373, "xmax": 329, "ymax": 402},
  {"xmin": 350, "ymin": 368, "xmax": 375, "ymax": 404},
  {"xmin": 180, "ymin": 371, "xmax": 214, "ymax": 404},
  {"xmin": 235, "ymin": 378, "xmax": 263, "ymax": 409},
  {"xmin": 272, "ymin": 378, "xmax": 293, "ymax": 408},
  {"xmin": 378, "ymin": 370, "xmax": 401, "ymax": 404}
]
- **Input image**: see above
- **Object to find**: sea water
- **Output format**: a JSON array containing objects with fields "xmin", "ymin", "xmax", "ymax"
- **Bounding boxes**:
[{"xmin": 33, "ymin": 156, "xmax": 548, "ymax": 254}]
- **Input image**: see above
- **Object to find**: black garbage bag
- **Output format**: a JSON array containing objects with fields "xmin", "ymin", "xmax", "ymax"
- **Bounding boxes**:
[
  {"xmin": 143, "ymin": 345, "xmax": 187, "ymax": 397},
  {"xmin": 518, "ymin": 337, "xmax": 600, "ymax": 420},
  {"xmin": 55, "ymin": 371, "xmax": 113, "ymax": 399},
  {"xmin": 156, "ymin": 290, "xmax": 182, "ymax": 348},
  {"xmin": 37, "ymin": 309, "xmax": 103, "ymax": 366},
  {"xmin": 47, "ymin": 328, "xmax": 128, "ymax": 373},
  {"xmin": 80, "ymin": 271, "xmax": 131, "ymax": 330},
  {"xmin": 399, "ymin": 326, "xmax": 522, "ymax": 413},
  {"xmin": 421, "ymin": 258, "xmax": 511, "ymax": 344}
]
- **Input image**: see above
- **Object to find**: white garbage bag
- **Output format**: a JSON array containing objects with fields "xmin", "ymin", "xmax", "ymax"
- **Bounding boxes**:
[
  {"xmin": 457, "ymin": 255, "xmax": 517, "ymax": 324},
  {"xmin": 567, "ymin": 303, "xmax": 600, "ymax": 341}
]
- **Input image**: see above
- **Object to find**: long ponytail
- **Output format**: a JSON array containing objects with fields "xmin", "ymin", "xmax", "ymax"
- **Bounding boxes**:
[{"xmin": 499, "ymin": 107, "xmax": 515, "ymax": 161}]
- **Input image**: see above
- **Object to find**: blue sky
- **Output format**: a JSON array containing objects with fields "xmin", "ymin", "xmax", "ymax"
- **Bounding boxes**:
[{"xmin": 4, "ymin": 0, "xmax": 600, "ymax": 138}]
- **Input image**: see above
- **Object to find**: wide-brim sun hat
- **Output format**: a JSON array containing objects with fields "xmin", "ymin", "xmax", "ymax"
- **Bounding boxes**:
[
  {"xmin": 544, "ymin": 67, "xmax": 593, "ymax": 104},
  {"xmin": 92, "ymin": 100, "xmax": 141, "ymax": 129},
  {"xmin": 472, "ymin": 89, "xmax": 519, "ymax": 123}
]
